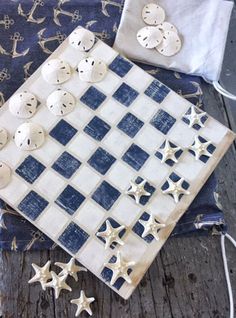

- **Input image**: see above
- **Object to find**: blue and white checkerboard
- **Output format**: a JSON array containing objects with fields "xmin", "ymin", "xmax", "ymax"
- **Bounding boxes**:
[{"xmin": 0, "ymin": 27, "xmax": 234, "ymax": 299}]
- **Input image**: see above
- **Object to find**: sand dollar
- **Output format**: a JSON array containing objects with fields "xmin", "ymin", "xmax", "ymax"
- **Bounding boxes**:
[
  {"xmin": 47, "ymin": 89, "xmax": 75, "ymax": 116},
  {"xmin": 69, "ymin": 28, "xmax": 95, "ymax": 51},
  {"xmin": 158, "ymin": 22, "xmax": 178, "ymax": 34},
  {"xmin": 14, "ymin": 122, "xmax": 45, "ymax": 151},
  {"xmin": 142, "ymin": 3, "xmax": 165, "ymax": 26},
  {"xmin": 9, "ymin": 91, "xmax": 38, "ymax": 119},
  {"xmin": 0, "ymin": 128, "xmax": 8, "ymax": 150},
  {"xmin": 137, "ymin": 26, "xmax": 163, "ymax": 49},
  {"xmin": 42, "ymin": 59, "xmax": 71, "ymax": 85},
  {"xmin": 0, "ymin": 162, "xmax": 11, "ymax": 189},
  {"xmin": 156, "ymin": 31, "xmax": 182, "ymax": 56},
  {"xmin": 77, "ymin": 57, "xmax": 107, "ymax": 82}
]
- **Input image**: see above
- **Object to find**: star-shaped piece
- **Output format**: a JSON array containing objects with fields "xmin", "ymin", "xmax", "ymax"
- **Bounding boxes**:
[
  {"xmin": 45, "ymin": 271, "xmax": 72, "ymax": 299},
  {"xmin": 190, "ymin": 136, "xmax": 212, "ymax": 161},
  {"xmin": 139, "ymin": 214, "xmax": 166, "ymax": 241},
  {"xmin": 55, "ymin": 258, "xmax": 87, "ymax": 282},
  {"xmin": 162, "ymin": 177, "xmax": 190, "ymax": 203},
  {"xmin": 159, "ymin": 140, "xmax": 181, "ymax": 163},
  {"xmin": 183, "ymin": 106, "xmax": 207, "ymax": 128},
  {"xmin": 28, "ymin": 260, "xmax": 52, "ymax": 290},
  {"xmin": 97, "ymin": 220, "xmax": 125, "ymax": 250},
  {"xmin": 71, "ymin": 290, "xmax": 95, "ymax": 317},
  {"xmin": 126, "ymin": 179, "xmax": 151, "ymax": 204},
  {"xmin": 104, "ymin": 251, "xmax": 136, "ymax": 286}
]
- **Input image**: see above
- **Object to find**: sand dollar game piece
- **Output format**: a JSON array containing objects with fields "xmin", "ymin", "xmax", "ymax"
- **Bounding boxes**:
[
  {"xmin": 0, "ymin": 162, "xmax": 11, "ymax": 189},
  {"xmin": 158, "ymin": 21, "xmax": 178, "ymax": 34},
  {"xmin": 156, "ymin": 30, "xmax": 182, "ymax": 56},
  {"xmin": 142, "ymin": 3, "xmax": 165, "ymax": 25},
  {"xmin": 14, "ymin": 122, "xmax": 45, "ymax": 151},
  {"xmin": 0, "ymin": 127, "xmax": 8, "ymax": 150},
  {"xmin": 77, "ymin": 57, "xmax": 107, "ymax": 83},
  {"xmin": 42, "ymin": 59, "xmax": 71, "ymax": 85},
  {"xmin": 137, "ymin": 26, "xmax": 163, "ymax": 49},
  {"xmin": 9, "ymin": 91, "xmax": 38, "ymax": 119},
  {"xmin": 47, "ymin": 89, "xmax": 75, "ymax": 116},
  {"xmin": 69, "ymin": 28, "xmax": 95, "ymax": 51}
]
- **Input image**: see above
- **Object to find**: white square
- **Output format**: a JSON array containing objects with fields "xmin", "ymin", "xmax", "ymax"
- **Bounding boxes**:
[
  {"xmin": 175, "ymin": 152, "xmax": 204, "ymax": 181},
  {"xmin": 103, "ymin": 130, "xmax": 130, "ymax": 157},
  {"xmin": 0, "ymin": 141, "xmax": 23, "ymax": 167},
  {"xmin": 31, "ymin": 106, "xmax": 58, "ymax": 130},
  {"xmin": 168, "ymin": 121, "xmax": 196, "ymax": 148},
  {"xmin": 33, "ymin": 138, "xmax": 61, "ymax": 165},
  {"xmin": 130, "ymin": 95, "xmax": 158, "ymax": 121},
  {"xmin": 66, "ymin": 104, "xmax": 93, "ymax": 129},
  {"xmin": 72, "ymin": 165, "xmax": 101, "ymax": 195},
  {"xmin": 38, "ymin": 207, "xmax": 69, "ymax": 238},
  {"xmin": 121, "ymin": 233, "xmax": 147, "ymax": 262},
  {"xmin": 147, "ymin": 192, "xmax": 176, "ymax": 222},
  {"xmin": 58, "ymin": 45, "xmax": 84, "ymax": 68},
  {"xmin": 74, "ymin": 201, "xmax": 105, "ymax": 232},
  {"xmin": 136, "ymin": 125, "xmax": 165, "ymax": 153},
  {"xmin": 141, "ymin": 157, "xmax": 169, "ymax": 185},
  {"xmin": 0, "ymin": 175, "xmax": 28, "ymax": 205},
  {"xmin": 161, "ymin": 92, "xmax": 190, "ymax": 118},
  {"xmin": 68, "ymin": 133, "xmax": 97, "ymax": 160},
  {"xmin": 62, "ymin": 73, "xmax": 89, "ymax": 98},
  {"xmin": 201, "ymin": 117, "xmax": 228, "ymax": 144},
  {"xmin": 95, "ymin": 71, "xmax": 120, "ymax": 95},
  {"xmin": 90, "ymin": 41, "xmax": 118, "ymax": 63},
  {"xmin": 125, "ymin": 68, "xmax": 152, "ymax": 91},
  {"xmin": 107, "ymin": 161, "xmax": 136, "ymax": 191},
  {"xmin": 35, "ymin": 170, "xmax": 65, "ymax": 199},
  {"xmin": 29, "ymin": 76, "xmax": 55, "ymax": 98},
  {"xmin": 99, "ymin": 100, "xmax": 125, "ymax": 125},
  {"xmin": 111, "ymin": 196, "xmax": 142, "ymax": 226}
]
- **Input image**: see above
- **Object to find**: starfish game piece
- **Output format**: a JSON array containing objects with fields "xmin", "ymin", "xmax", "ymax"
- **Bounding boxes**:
[
  {"xmin": 159, "ymin": 140, "xmax": 181, "ymax": 163},
  {"xmin": 28, "ymin": 260, "xmax": 52, "ymax": 290},
  {"xmin": 71, "ymin": 290, "xmax": 95, "ymax": 317},
  {"xmin": 183, "ymin": 106, "xmax": 207, "ymax": 128},
  {"xmin": 139, "ymin": 214, "xmax": 166, "ymax": 241},
  {"xmin": 162, "ymin": 177, "xmax": 190, "ymax": 203},
  {"xmin": 190, "ymin": 136, "xmax": 213, "ymax": 160},
  {"xmin": 97, "ymin": 220, "xmax": 125, "ymax": 250},
  {"xmin": 55, "ymin": 257, "xmax": 87, "ymax": 282},
  {"xmin": 126, "ymin": 179, "xmax": 151, "ymax": 204},
  {"xmin": 45, "ymin": 271, "xmax": 72, "ymax": 299}
]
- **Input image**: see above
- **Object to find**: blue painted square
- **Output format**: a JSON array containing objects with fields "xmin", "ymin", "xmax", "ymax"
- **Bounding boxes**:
[
  {"xmin": 58, "ymin": 222, "xmax": 89, "ymax": 254},
  {"xmin": 144, "ymin": 79, "xmax": 170, "ymax": 103},
  {"xmin": 16, "ymin": 155, "xmax": 46, "ymax": 184},
  {"xmin": 18, "ymin": 191, "xmax": 49, "ymax": 221},
  {"xmin": 112, "ymin": 83, "xmax": 138, "ymax": 107},
  {"xmin": 189, "ymin": 136, "xmax": 216, "ymax": 163},
  {"xmin": 55, "ymin": 185, "xmax": 85, "ymax": 215},
  {"xmin": 92, "ymin": 181, "xmax": 121, "ymax": 211},
  {"xmin": 161, "ymin": 172, "xmax": 189, "ymax": 201},
  {"xmin": 49, "ymin": 119, "xmax": 77, "ymax": 146},
  {"xmin": 127, "ymin": 177, "xmax": 155, "ymax": 205},
  {"xmin": 80, "ymin": 86, "xmax": 106, "ymax": 110},
  {"xmin": 117, "ymin": 112, "xmax": 144, "ymax": 138},
  {"xmin": 155, "ymin": 140, "xmax": 183, "ymax": 166},
  {"xmin": 52, "ymin": 151, "xmax": 81, "ymax": 179},
  {"xmin": 88, "ymin": 147, "xmax": 116, "ymax": 175},
  {"xmin": 182, "ymin": 107, "xmax": 208, "ymax": 131},
  {"xmin": 97, "ymin": 217, "xmax": 126, "ymax": 249},
  {"xmin": 150, "ymin": 109, "xmax": 176, "ymax": 135},
  {"xmin": 122, "ymin": 143, "xmax": 149, "ymax": 171},
  {"xmin": 84, "ymin": 116, "xmax": 111, "ymax": 141},
  {"xmin": 132, "ymin": 212, "xmax": 154, "ymax": 243},
  {"xmin": 109, "ymin": 55, "xmax": 133, "ymax": 77}
]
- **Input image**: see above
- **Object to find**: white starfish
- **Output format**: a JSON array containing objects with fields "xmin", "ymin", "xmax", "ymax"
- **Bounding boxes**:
[
  {"xmin": 28, "ymin": 260, "xmax": 52, "ymax": 290},
  {"xmin": 97, "ymin": 220, "xmax": 125, "ymax": 250},
  {"xmin": 104, "ymin": 251, "xmax": 135, "ymax": 286},
  {"xmin": 55, "ymin": 258, "xmax": 87, "ymax": 282},
  {"xmin": 45, "ymin": 271, "xmax": 72, "ymax": 299},
  {"xmin": 126, "ymin": 179, "xmax": 151, "ymax": 204},
  {"xmin": 183, "ymin": 106, "xmax": 207, "ymax": 128},
  {"xmin": 159, "ymin": 140, "xmax": 181, "ymax": 163},
  {"xmin": 139, "ymin": 214, "xmax": 166, "ymax": 241},
  {"xmin": 71, "ymin": 290, "xmax": 95, "ymax": 317},
  {"xmin": 190, "ymin": 136, "xmax": 212, "ymax": 161},
  {"xmin": 162, "ymin": 177, "xmax": 190, "ymax": 203}
]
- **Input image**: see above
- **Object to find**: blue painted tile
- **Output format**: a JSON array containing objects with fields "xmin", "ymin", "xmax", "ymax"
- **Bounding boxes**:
[
  {"xmin": 52, "ymin": 151, "xmax": 81, "ymax": 179},
  {"xmin": 182, "ymin": 107, "xmax": 208, "ymax": 130},
  {"xmin": 161, "ymin": 172, "xmax": 189, "ymax": 201},
  {"xmin": 49, "ymin": 119, "xmax": 77, "ymax": 146},
  {"xmin": 150, "ymin": 109, "xmax": 176, "ymax": 135},
  {"xmin": 18, "ymin": 191, "xmax": 49, "ymax": 221},
  {"xmin": 16, "ymin": 155, "xmax": 46, "ymax": 184},
  {"xmin": 189, "ymin": 136, "xmax": 216, "ymax": 163},
  {"xmin": 92, "ymin": 181, "xmax": 121, "ymax": 211},
  {"xmin": 155, "ymin": 140, "xmax": 183, "ymax": 166},
  {"xmin": 55, "ymin": 185, "xmax": 85, "ymax": 215},
  {"xmin": 112, "ymin": 83, "xmax": 138, "ymax": 107},
  {"xmin": 88, "ymin": 147, "xmax": 116, "ymax": 175},
  {"xmin": 80, "ymin": 86, "xmax": 106, "ymax": 110},
  {"xmin": 122, "ymin": 143, "xmax": 149, "ymax": 171},
  {"xmin": 117, "ymin": 112, "xmax": 144, "ymax": 138},
  {"xmin": 144, "ymin": 79, "xmax": 170, "ymax": 103},
  {"xmin": 58, "ymin": 222, "xmax": 89, "ymax": 254},
  {"xmin": 127, "ymin": 176, "xmax": 155, "ymax": 205},
  {"xmin": 97, "ymin": 217, "xmax": 126, "ymax": 249},
  {"xmin": 132, "ymin": 212, "xmax": 154, "ymax": 243},
  {"xmin": 109, "ymin": 55, "xmax": 133, "ymax": 77},
  {"xmin": 84, "ymin": 116, "xmax": 111, "ymax": 141}
]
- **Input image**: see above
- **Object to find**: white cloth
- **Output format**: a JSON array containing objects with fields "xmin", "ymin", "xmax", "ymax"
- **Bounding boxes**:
[{"xmin": 114, "ymin": 0, "xmax": 234, "ymax": 83}]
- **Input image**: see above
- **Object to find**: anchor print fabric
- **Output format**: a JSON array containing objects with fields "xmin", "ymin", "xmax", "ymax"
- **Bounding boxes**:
[{"xmin": 0, "ymin": 0, "xmax": 225, "ymax": 251}]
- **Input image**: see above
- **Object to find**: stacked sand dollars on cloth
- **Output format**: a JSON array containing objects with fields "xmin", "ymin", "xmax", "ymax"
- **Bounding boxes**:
[
  {"xmin": 137, "ymin": 3, "xmax": 182, "ymax": 56},
  {"xmin": 0, "ymin": 27, "xmax": 235, "ymax": 302}
]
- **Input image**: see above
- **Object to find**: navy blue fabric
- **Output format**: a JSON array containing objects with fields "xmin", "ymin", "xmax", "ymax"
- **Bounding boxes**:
[{"xmin": 0, "ymin": 0, "xmax": 225, "ymax": 251}]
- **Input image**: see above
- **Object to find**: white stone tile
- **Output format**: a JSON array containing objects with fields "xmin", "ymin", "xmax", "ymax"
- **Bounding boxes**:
[
  {"xmin": 95, "ymin": 71, "xmax": 120, "ymax": 95},
  {"xmin": 68, "ymin": 133, "xmax": 97, "ymax": 160},
  {"xmin": 107, "ymin": 161, "xmax": 136, "ymax": 191},
  {"xmin": 66, "ymin": 104, "xmax": 93, "ymax": 129},
  {"xmin": 33, "ymin": 138, "xmax": 61, "ymax": 165},
  {"xmin": 103, "ymin": 130, "xmax": 130, "ymax": 157},
  {"xmin": 58, "ymin": 46, "xmax": 85, "ymax": 68},
  {"xmin": 161, "ymin": 91, "xmax": 190, "ymax": 118},
  {"xmin": 62, "ymin": 72, "xmax": 89, "ymax": 98},
  {"xmin": 125, "ymin": 67, "xmax": 152, "ymax": 91},
  {"xmin": 99, "ymin": 100, "xmax": 125, "ymax": 125},
  {"xmin": 29, "ymin": 76, "xmax": 55, "ymax": 99},
  {"xmin": 147, "ymin": 192, "xmax": 176, "ymax": 222},
  {"xmin": 35, "ymin": 170, "xmax": 65, "ymax": 199},
  {"xmin": 72, "ymin": 165, "xmax": 101, "ymax": 195},
  {"xmin": 130, "ymin": 95, "xmax": 158, "ymax": 121},
  {"xmin": 111, "ymin": 196, "xmax": 142, "ymax": 226},
  {"xmin": 31, "ymin": 105, "xmax": 58, "ymax": 131},
  {"xmin": 0, "ymin": 141, "xmax": 23, "ymax": 167},
  {"xmin": 201, "ymin": 117, "xmax": 228, "ymax": 144},
  {"xmin": 121, "ymin": 233, "xmax": 147, "ymax": 262},
  {"xmin": 141, "ymin": 157, "xmax": 169, "ymax": 185},
  {"xmin": 135, "ymin": 125, "xmax": 165, "ymax": 153},
  {"xmin": 0, "ymin": 175, "xmax": 28, "ymax": 205},
  {"xmin": 90, "ymin": 41, "xmax": 118, "ymax": 64},
  {"xmin": 168, "ymin": 121, "xmax": 196, "ymax": 148},
  {"xmin": 175, "ymin": 152, "xmax": 204, "ymax": 181}
]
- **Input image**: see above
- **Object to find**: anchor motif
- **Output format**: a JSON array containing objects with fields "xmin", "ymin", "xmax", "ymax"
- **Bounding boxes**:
[
  {"xmin": 0, "ymin": 206, "xmax": 19, "ymax": 230},
  {"xmin": 0, "ymin": 68, "xmax": 11, "ymax": 82},
  {"xmin": 0, "ymin": 15, "xmax": 14, "ymax": 29},
  {"xmin": 38, "ymin": 28, "xmax": 66, "ymax": 54},
  {"xmin": 18, "ymin": 0, "xmax": 46, "ymax": 24},
  {"xmin": 24, "ymin": 229, "xmax": 45, "ymax": 250},
  {"xmin": 0, "ymin": 92, "xmax": 5, "ymax": 108},
  {"xmin": 85, "ymin": 20, "xmax": 110, "ymax": 41},
  {"xmin": 53, "ymin": 0, "xmax": 82, "ymax": 26},
  {"xmin": 23, "ymin": 61, "xmax": 34, "ymax": 81},
  {"xmin": 101, "ymin": 0, "xmax": 124, "ymax": 17},
  {"xmin": 0, "ymin": 32, "xmax": 30, "ymax": 58},
  {"xmin": 178, "ymin": 81, "xmax": 203, "ymax": 99}
]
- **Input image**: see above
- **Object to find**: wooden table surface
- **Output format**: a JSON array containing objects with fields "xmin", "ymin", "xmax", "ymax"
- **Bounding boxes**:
[{"xmin": 1, "ymin": 5, "xmax": 236, "ymax": 318}]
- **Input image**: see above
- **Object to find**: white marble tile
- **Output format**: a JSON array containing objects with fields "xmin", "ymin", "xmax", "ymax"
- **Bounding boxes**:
[
  {"xmin": 130, "ymin": 95, "xmax": 158, "ymax": 121},
  {"xmin": 0, "ymin": 175, "xmax": 28, "ymax": 205},
  {"xmin": 136, "ymin": 125, "xmax": 165, "ymax": 153},
  {"xmin": 125, "ymin": 67, "xmax": 152, "ymax": 91},
  {"xmin": 141, "ymin": 157, "xmax": 169, "ymax": 185},
  {"xmin": 161, "ymin": 91, "xmax": 190, "ymax": 118},
  {"xmin": 107, "ymin": 161, "xmax": 136, "ymax": 191},
  {"xmin": 103, "ymin": 130, "xmax": 130, "ymax": 157},
  {"xmin": 90, "ymin": 41, "xmax": 118, "ymax": 63},
  {"xmin": 147, "ymin": 192, "xmax": 177, "ymax": 222},
  {"xmin": 111, "ymin": 196, "xmax": 142, "ymax": 226},
  {"xmin": 168, "ymin": 121, "xmax": 196, "ymax": 148},
  {"xmin": 201, "ymin": 117, "xmax": 228, "ymax": 144},
  {"xmin": 33, "ymin": 138, "xmax": 62, "ymax": 165},
  {"xmin": 99, "ymin": 100, "xmax": 125, "ymax": 125},
  {"xmin": 175, "ymin": 152, "xmax": 204, "ymax": 181},
  {"xmin": 35, "ymin": 170, "xmax": 65, "ymax": 199},
  {"xmin": 95, "ymin": 71, "xmax": 120, "ymax": 95},
  {"xmin": 68, "ymin": 133, "xmax": 97, "ymax": 160},
  {"xmin": 72, "ymin": 165, "xmax": 101, "ymax": 195}
]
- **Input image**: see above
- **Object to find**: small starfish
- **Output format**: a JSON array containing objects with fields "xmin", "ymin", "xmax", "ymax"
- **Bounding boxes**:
[
  {"xmin": 55, "ymin": 258, "xmax": 87, "ymax": 282},
  {"xmin": 139, "ymin": 214, "xmax": 166, "ymax": 241},
  {"xmin": 190, "ymin": 136, "xmax": 212, "ymax": 160},
  {"xmin": 104, "ymin": 251, "xmax": 135, "ymax": 286},
  {"xmin": 159, "ymin": 140, "xmax": 181, "ymax": 163},
  {"xmin": 71, "ymin": 290, "xmax": 95, "ymax": 317},
  {"xmin": 28, "ymin": 260, "xmax": 51, "ymax": 290},
  {"xmin": 162, "ymin": 177, "xmax": 190, "ymax": 203},
  {"xmin": 45, "ymin": 271, "xmax": 72, "ymax": 299},
  {"xmin": 126, "ymin": 179, "xmax": 151, "ymax": 204},
  {"xmin": 183, "ymin": 106, "xmax": 207, "ymax": 128},
  {"xmin": 97, "ymin": 220, "xmax": 125, "ymax": 250}
]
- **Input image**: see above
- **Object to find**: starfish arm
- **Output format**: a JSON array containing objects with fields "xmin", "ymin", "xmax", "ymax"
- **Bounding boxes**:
[
  {"xmin": 110, "ymin": 270, "xmax": 120, "ymax": 285},
  {"xmin": 71, "ymin": 272, "xmax": 78, "ymax": 282},
  {"xmin": 134, "ymin": 193, "xmax": 140, "ymax": 204},
  {"xmin": 152, "ymin": 230, "xmax": 160, "ymax": 241},
  {"xmin": 122, "ymin": 273, "xmax": 132, "ymax": 284},
  {"xmin": 75, "ymin": 306, "xmax": 83, "ymax": 317},
  {"xmin": 115, "ymin": 236, "xmax": 124, "ymax": 246},
  {"xmin": 54, "ymin": 261, "xmax": 65, "ymax": 269},
  {"xmin": 173, "ymin": 192, "xmax": 180, "ymax": 203},
  {"xmin": 85, "ymin": 306, "xmax": 93, "ymax": 316}
]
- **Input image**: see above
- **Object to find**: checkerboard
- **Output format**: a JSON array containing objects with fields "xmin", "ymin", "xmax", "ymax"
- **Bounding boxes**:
[{"xmin": 0, "ymin": 27, "xmax": 234, "ymax": 299}]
